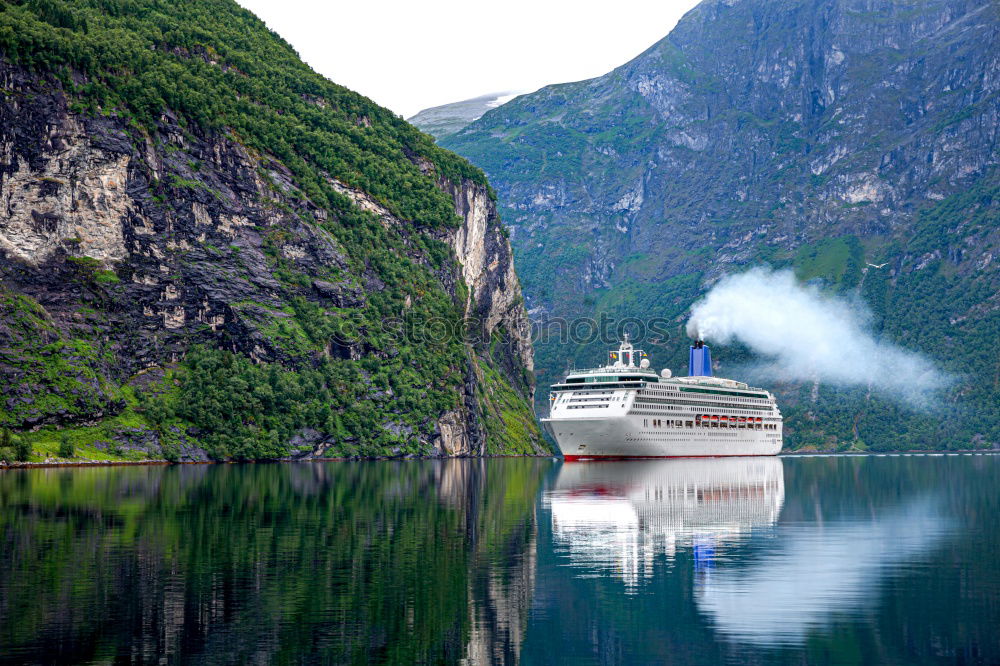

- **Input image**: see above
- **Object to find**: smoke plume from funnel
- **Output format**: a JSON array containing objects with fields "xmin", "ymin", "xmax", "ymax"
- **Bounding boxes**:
[{"xmin": 686, "ymin": 268, "xmax": 950, "ymax": 405}]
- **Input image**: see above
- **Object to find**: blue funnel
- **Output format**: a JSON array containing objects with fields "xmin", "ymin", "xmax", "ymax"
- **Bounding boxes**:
[{"xmin": 689, "ymin": 341, "xmax": 713, "ymax": 377}]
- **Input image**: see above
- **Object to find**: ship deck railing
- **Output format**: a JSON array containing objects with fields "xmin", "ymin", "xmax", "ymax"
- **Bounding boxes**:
[
  {"xmin": 562, "ymin": 367, "xmax": 767, "ymax": 393},
  {"xmin": 567, "ymin": 366, "xmax": 656, "ymax": 375}
]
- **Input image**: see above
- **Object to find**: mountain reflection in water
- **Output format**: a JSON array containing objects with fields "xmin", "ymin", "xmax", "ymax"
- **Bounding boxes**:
[
  {"xmin": 0, "ymin": 460, "xmax": 547, "ymax": 665},
  {"xmin": 1, "ymin": 455, "xmax": 998, "ymax": 663},
  {"xmin": 524, "ymin": 454, "xmax": 1000, "ymax": 664},
  {"xmin": 544, "ymin": 457, "xmax": 953, "ymax": 648}
]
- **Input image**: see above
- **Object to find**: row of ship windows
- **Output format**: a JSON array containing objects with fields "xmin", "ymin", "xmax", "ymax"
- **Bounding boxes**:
[
  {"xmin": 558, "ymin": 395, "xmax": 774, "ymax": 418},
  {"xmin": 558, "ymin": 390, "xmax": 772, "ymax": 413},
  {"xmin": 643, "ymin": 418, "xmax": 778, "ymax": 431},
  {"xmin": 554, "ymin": 391, "xmax": 617, "ymax": 405},
  {"xmin": 634, "ymin": 397, "xmax": 770, "ymax": 412},
  {"xmin": 565, "ymin": 401, "xmax": 759, "ymax": 412},
  {"xmin": 641, "ymin": 389, "xmax": 767, "ymax": 405},
  {"xmin": 633, "ymin": 402, "xmax": 766, "ymax": 417}
]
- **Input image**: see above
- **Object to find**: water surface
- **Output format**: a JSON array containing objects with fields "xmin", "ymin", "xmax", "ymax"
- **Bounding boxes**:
[{"xmin": 1, "ymin": 455, "xmax": 997, "ymax": 664}]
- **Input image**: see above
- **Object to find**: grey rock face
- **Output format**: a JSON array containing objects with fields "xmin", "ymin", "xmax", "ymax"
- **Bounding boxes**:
[
  {"xmin": 451, "ymin": 0, "xmax": 998, "ymax": 286},
  {"xmin": 1, "ymin": 61, "xmax": 345, "ymax": 371}
]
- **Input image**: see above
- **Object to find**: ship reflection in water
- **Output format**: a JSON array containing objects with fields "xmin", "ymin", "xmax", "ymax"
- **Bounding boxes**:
[
  {"xmin": 545, "ymin": 457, "xmax": 785, "ymax": 589},
  {"xmin": 543, "ymin": 455, "xmax": 955, "ymax": 650}
]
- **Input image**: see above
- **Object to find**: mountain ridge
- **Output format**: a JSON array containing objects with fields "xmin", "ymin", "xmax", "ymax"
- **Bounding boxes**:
[{"xmin": 408, "ymin": 92, "xmax": 520, "ymax": 142}]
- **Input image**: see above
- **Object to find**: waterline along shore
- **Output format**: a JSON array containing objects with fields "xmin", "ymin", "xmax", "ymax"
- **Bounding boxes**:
[
  {"xmin": 0, "ymin": 453, "xmax": 561, "ymax": 469},
  {"xmin": 4, "ymin": 450, "xmax": 999, "ymax": 470}
]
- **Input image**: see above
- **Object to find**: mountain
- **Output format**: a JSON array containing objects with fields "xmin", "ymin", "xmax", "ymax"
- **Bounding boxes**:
[
  {"xmin": 0, "ymin": 0, "xmax": 544, "ymax": 461},
  {"xmin": 444, "ymin": 0, "xmax": 1000, "ymax": 451},
  {"xmin": 409, "ymin": 92, "xmax": 520, "ymax": 142}
]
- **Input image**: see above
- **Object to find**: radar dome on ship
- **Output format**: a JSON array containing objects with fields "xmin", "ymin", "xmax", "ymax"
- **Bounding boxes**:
[
  {"xmin": 661, "ymin": 368, "xmax": 672, "ymax": 378},
  {"xmin": 640, "ymin": 358, "xmax": 650, "ymax": 369}
]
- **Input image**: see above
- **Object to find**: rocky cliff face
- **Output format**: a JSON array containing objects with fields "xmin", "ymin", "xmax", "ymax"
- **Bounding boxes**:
[
  {"xmin": 439, "ymin": 177, "xmax": 535, "ymax": 375},
  {"xmin": 445, "ymin": 0, "xmax": 1000, "ymax": 450},
  {"xmin": 0, "ymin": 47, "xmax": 543, "ymax": 460},
  {"xmin": 318, "ymin": 163, "xmax": 537, "ymax": 457}
]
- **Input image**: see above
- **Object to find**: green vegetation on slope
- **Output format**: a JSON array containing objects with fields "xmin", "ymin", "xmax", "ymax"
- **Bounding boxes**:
[
  {"xmin": 0, "ymin": 288, "xmax": 124, "ymax": 428},
  {"xmin": 0, "ymin": 0, "xmax": 538, "ymax": 460}
]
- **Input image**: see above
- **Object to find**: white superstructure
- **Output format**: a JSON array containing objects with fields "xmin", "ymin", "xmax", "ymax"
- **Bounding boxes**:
[{"xmin": 541, "ymin": 336, "xmax": 783, "ymax": 459}]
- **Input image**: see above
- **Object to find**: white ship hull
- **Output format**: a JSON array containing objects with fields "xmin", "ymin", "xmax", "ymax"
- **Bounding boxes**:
[{"xmin": 542, "ymin": 415, "xmax": 782, "ymax": 460}]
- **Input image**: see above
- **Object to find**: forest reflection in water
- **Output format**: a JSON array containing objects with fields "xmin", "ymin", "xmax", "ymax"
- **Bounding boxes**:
[
  {"xmin": 0, "ymin": 459, "xmax": 546, "ymax": 665},
  {"xmin": 1, "ymin": 454, "xmax": 999, "ymax": 664}
]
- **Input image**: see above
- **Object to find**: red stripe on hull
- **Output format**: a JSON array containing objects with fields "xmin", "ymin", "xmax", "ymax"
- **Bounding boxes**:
[{"xmin": 562, "ymin": 453, "xmax": 778, "ymax": 462}]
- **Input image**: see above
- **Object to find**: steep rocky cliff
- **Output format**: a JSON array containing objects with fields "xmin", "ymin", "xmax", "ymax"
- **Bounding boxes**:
[
  {"xmin": 0, "ymin": 0, "xmax": 543, "ymax": 461},
  {"xmin": 445, "ymin": 0, "xmax": 1000, "ymax": 450}
]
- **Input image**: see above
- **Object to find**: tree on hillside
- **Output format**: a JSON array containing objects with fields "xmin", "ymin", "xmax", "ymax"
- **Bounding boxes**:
[{"xmin": 59, "ymin": 433, "xmax": 75, "ymax": 458}]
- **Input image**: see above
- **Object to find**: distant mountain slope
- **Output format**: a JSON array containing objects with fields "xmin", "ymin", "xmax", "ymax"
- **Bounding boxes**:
[
  {"xmin": 445, "ymin": 0, "xmax": 1000, "ymax": 451},
  {"xmin": 0, "ymin": 0, "xmax": 545, "ymax": 461},
  {"xmin": 409, "ymin": 92, "xmax": 519, "ymax": 141}
]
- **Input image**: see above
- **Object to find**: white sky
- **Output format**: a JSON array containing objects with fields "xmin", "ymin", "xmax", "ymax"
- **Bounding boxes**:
[{"xmin": 236, "ymin": 0, "xmax": 701, "ymax": 118}]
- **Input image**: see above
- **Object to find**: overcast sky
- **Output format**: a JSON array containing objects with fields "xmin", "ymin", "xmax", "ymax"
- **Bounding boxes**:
[{"xmin": 236, "ymin": 0, "xmax": 701, "ymax": 118}]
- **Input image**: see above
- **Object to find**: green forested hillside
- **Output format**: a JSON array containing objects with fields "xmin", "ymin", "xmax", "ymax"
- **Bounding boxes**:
[{"xmin": 0, "ymin": 0, "xmax": 543, "ymax": 461}]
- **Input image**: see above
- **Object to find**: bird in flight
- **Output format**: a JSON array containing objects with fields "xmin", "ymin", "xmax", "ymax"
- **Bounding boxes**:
[{"xmin": 866, "ymin": 262, "xmax": 888, "ymax": 269}]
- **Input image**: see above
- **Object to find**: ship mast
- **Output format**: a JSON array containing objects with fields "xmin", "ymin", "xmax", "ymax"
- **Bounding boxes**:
[{"xmin": 610, "ymin": 334, "xmax": 635, "ymax": 368}]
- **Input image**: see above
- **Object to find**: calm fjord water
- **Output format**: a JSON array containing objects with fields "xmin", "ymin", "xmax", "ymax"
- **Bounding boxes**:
[{"xmin": 1, "ymin": 455, "xmax": 998, "ymax": 664}]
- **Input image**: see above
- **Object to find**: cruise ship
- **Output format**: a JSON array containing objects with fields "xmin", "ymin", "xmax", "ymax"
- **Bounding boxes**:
[{"xmin": 541, "ymin": 336, "xmax": 783, "ymax": 459}]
